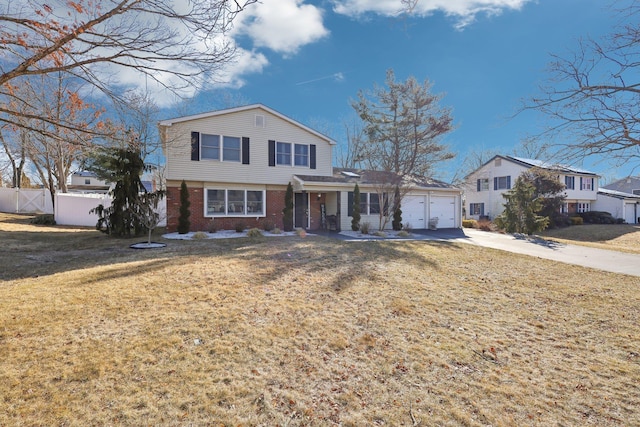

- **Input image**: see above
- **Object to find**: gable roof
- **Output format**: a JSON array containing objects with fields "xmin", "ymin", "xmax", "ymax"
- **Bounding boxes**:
[
  {"xmin": 158, "ymin": 103, "xmax": 336, "ymax": 145},
  {"xmin": 295, "ymin": 167, "xmax": 459, "ymax": 191},
  {"xmin": 468, "ymin": 154, "xmax": 598, "ymax": 177},
  {"xmin": 602, "ymin": 176, "xmax": 640, "ymax": 192}
]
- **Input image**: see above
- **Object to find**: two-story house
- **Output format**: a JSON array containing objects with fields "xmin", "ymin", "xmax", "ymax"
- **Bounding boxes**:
[
  {"xmin": 464, "ymin": 155, "xmax": 599, "ymax": 220},
  {"xmin": 159, "ymin": 104, "xmax": 462, "ymax": 232}
]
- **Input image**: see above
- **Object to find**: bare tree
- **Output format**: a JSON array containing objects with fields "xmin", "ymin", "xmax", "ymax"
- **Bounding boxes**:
[
  {"xmin": 336, "ymin": 117, "xmax": 367, "ymax": 168},
  {"xmin": 0, "ymin": 124, "xmax": 28, "ymax": 188},
  {"xmin": 526, "ymin": 1, "xmax": 640, "ymax": 171},
  {"xmin": 351, "ymin": 69, "xmax": 455, "ymax": 223},
  {"xmin": 0, "ymin": 0, "xmax": 256, "ymax": 137}
]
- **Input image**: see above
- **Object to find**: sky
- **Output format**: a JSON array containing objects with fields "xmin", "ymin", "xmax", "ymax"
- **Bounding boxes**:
[{"xmin": 161, "ymin": 0, "xmax": 633, "ymax": 182}]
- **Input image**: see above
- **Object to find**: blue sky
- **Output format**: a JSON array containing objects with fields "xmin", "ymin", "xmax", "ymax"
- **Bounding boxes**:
[{"xmin": 167, "ymin": 0, "xmax": 631, "ymax": 182}]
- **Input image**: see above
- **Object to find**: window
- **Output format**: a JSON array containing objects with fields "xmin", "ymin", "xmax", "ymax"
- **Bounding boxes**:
[
  {"xmin": 205, "ymin": 189, "xmax": 265, "ymax": 216},
  {"xmin": 223, "ymin": 136, "xmax": 241, "ymax": 162},
  {"xmin": 348, "ymin": 192, "xmax": 387, "ymax": 216},
  {"xmin": 577, "ymin": 203, "xmax": 590, "ymax": 213},
  {"xmin": 201, "ymin": 134, "xmax": 220, "ymax": 160},
  {"xmin": 276, "ymin": 142, "xmax": 291, "ymax": 165},
  {"xmin": 476, "ymin": 178, "xmax": 489, "ymax": 191},
  {"xmin": 581, "ymin": 177, "xmax": 594, "ymax": 191},
  {"xmin": 294, "ymin": 144, "xmax": 309, "ymax": 166},
  {"xmin": 633, "ymin": 189, "xmax": 640, "ymax": 195},
  {"xmin": 494, "ymin": 176, "xmax": 511, "ymax": 190},
  {"xmin": 469, "ymin": 203, "xmax": 484, "ymax": 216},
  {"xmin": 84, "ymin": 179, "xmax": 91, "ymax": 185},
  {"xmin": 565, "ymin": 176, "xmax": 575, "ymax": 190}
]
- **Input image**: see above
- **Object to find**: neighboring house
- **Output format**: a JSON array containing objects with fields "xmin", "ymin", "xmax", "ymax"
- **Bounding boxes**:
[
  {"xmin": 67, "ymin": 171, "xmax": 110, "ymax": 194},
  {"xmin": 159, "ymin": 104, "xmax": 462, "ymax": 232},
  {"xmin": 593, "ymin": 176, "xmax": 640, "ymax": 224},
  {"xmin": 464, "ymin": 155, "xmax": 599, "ymax": 220}
]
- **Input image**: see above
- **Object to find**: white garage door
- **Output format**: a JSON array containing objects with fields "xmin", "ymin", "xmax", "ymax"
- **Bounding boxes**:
[
  {"xmin": 402, "ymin": 196, "xmax": 426, "ymax": 229},
  {"xmin": 624, "ymin": 203, "xmax": 638, "ymax": 224},
  {"xmin": 430, "ymin": 196, "xmax": 457, "ymax": 228}
]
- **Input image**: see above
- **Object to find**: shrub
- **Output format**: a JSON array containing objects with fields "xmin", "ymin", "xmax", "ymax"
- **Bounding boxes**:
[
  {"xmin": 191, "ymin": 231, "xmax": 208, "ymax": 240},
  {"xmin": 616, "ymin": 217, "xmax": 626, "ymax": 224},
  {"xmin": 246, "ymin": 228, "xmax": 263, "ymax": 238},
  {"xmin": 177, "ymin": 180, "xmax": 191, "ymax": 234},
  {"xmin": 477, "ymin": 219, "xmax": 493, "ymax": 231},
  {"xmin": 402, "ymin": 222, "xmax": 413, "ymax": 232},
  {"xmin": 261, "ymin": 219, "xmax": 275, "ymax": 232},
  {"xmin": 271, "ymin": 227, "xmax": 282, "ymax": 234},
  {"xmin": 578, "ymin": 211, "xmax": 615, "ymax": 224},
  {"xmin": 569, "ymin": 216, "xmax": 583, "ymax": 225},
  {"xmin": 295, "ymin": 228, "xmax": 307, "ymax": 238},
  {"xmin": 282, "ymin": 182, "xmax": 294, "ymax": 232},
  {"xmin": 396, "ymin": 230, "xmax": 410, "ymax": 237},
  {"xmin": 360, "ymin": 221, "xmax": 371, "ymax": 234},
  {"xmin": 373, "ymin": 231, "xmax": 387, "ymax": 237},
  {"xmin": 30, "ymin": 214, "xmax": 55, "ymax": 225},
  {"xmin": 234, "ymin": 222, "xmax": 246, "ymax": 232},
  {"xmin": 206, "ymin": 219, "xmax": 218, "ymax": 233},
  {"xmin": 462, "ymin": 219, "xmax": 477, "ymax": 228},
  {"xmin": 351, "ymin": 183, "xmax": 361, "ymax": 231}
]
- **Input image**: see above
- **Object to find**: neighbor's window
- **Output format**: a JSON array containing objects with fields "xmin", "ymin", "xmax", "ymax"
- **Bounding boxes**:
[
  {"xmin": 469, "ymin": 203, "xmax": 484, "ymax": 216},
  {"xmin": 494, "ymin": 176, "xmax": 510, "ymax": 190},
  {"xmin": 581, "ymin": 177, "xmax": 593, "ymax": 191},
  {"xmin": 565, "ymin": 176, "xmax": 575, "ymax": 190},
  {"xmin": 477, "ymin": 178, "xmax": 489, "ymax": 191},
  {"xmin": 223, "ymin": 136, "xmax": 241, "ymax": 162},
  {"xmin": 201, "ymin": 134, "xmax": 220, "ymax": 160},
  {"xmin": 294, "ymin": 144, "xmax": 309, "ymax": 166},
  {"xmin": 277, "ymin": 142, "xmax": 291, "ymax": 165},
  {"xmin": 577, "ymin": 203, "xmax": 590, "ymax": 213}
]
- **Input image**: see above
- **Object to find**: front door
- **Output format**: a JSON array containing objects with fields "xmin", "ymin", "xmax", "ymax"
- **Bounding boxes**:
[{"xmin": 294, "ymin": 192, "xmax": 309, "ymax": 229}]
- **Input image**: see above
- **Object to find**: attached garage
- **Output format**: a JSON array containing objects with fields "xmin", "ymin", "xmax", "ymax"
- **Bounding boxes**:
[
  {"xmin": 402, "ymin": 195, "xmax": 426, "ymax": 229},
  {"xmin": 430, "ymin": 195, "xmax": 457, "ymax": 228},
  {"xmin": 594, "ymin": 189, "xmax": 640, "ymax": 225},
  {"xmin": 624, "ymin": 202, "xmax": 638, "ymax": 224}
]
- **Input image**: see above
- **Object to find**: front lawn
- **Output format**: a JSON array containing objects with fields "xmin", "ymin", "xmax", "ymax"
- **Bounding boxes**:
[
  {"xmin": 540, "ymin": 223, "xmax": 640, "ymax": 254},
  {"xmin": 1, "ymin": 213, "xmax": 638, "ymax": 426}
]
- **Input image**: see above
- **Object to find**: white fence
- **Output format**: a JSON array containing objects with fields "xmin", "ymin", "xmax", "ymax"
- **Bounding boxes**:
[{"xmin": 0, "ymin": 188, "xmax": 166, "ymax": 227}]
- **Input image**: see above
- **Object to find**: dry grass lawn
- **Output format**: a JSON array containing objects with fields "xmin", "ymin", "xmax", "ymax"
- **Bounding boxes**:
[
  {"xmin": 540, "ymin": 224, "xmax": 640, "ymax": 254},
  {"xmin": 1, "ymin": 213, "xmax": 639, "ymax": 426}
]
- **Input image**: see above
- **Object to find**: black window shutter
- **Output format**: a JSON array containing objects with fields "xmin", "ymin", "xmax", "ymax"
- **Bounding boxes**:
[
  {"xmin": 493, "ymin": 177, "xmax": 498, "ymax": 190},
  {"xmin": 242, "ymin": 137, "xmax": 250, "ymax": 164},
  {"xmin": 310, "ymin": 144, "xmax": 316, "ymax": 169},
  {"xmin": 580, "ymin": 177, "xmax": 583, "ymax": 189},
  {"xmin": 591, "ymin": 177, "xmax": 594, "ymax": 190},
  {"xmin": 191, "ymin": 131, "xmax": 200, "ymax": 161},
  {"xmin": 507, "ymin": 176, "xmax": 511, "ymax": 189},
  {"xmin": 477, "ymin": 179, "xmax": 481, "ymax": 192},
  {"xmin": 268, "ymin": 140, "xmax": 276, "ymax": 167},
  {"xmin": 347, "ymin": 192, "xmax": 354, "ymax": 217}
]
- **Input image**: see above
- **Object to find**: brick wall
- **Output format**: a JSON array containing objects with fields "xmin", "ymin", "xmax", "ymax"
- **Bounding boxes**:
[{"xmin": 165, "ymin": 186, "xmax": 288, "ymax": 232}]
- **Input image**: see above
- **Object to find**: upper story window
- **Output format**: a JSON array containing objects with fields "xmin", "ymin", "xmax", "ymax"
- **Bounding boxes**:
[
  {"xmin": 201, "ymin": 134, "xmax": 220, "ymax": 160},
  {"xmin": 565, "ymin": 176, "xmax": 575, "ymax": 190},
  {"xmin": 581, "ymin": 177, "xmax": 594, "ymax": 191},
  {"xmin": 494, "ymin": 176, "xmax": 511, "ymax": 190},
  {"xmin": 193, "ymin": 132, "xmax": 248, "ymax": 163},
  {"xmin": 268, "ymin": 140, "xmax": 316, "ymax": 169},
  {"xmin": 476, "ymin": 178, "xmax": 489, "ymax": 192},
  {"xmin": 276, "ymin": 142, "xmax": 291, "ymax": 165},
  {"xmin": 294, "ymin": 144, "xmax": 309, "ymax": 166}
]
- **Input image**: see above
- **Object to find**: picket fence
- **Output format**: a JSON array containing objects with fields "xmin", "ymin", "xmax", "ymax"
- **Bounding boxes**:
[{"xmin": 0, "ymin": 188, "xmax": 166, "ymax": 227}]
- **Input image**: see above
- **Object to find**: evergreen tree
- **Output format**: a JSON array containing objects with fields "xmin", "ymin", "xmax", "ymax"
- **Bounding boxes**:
[
  {"xmin": 495, "ymin": 175, "xmax": 549, "ymax": 234},
  {"xmin": 90, "ymin": 146, "xmax": 149, "ymax": 237},
  {"xmin": 392, "ymin": 187, "xmax": 403, "ymax": 230},
  {"xmin": 177, "ymin": 180, "xmax": 191, "ymax": 234},
  {"xmin": 351, "ymin": 183, "xmax": 361, "ymax": 231},
  {"xmin": 283, "ymin": 182, "xmax": 294, "ymax": 231}
]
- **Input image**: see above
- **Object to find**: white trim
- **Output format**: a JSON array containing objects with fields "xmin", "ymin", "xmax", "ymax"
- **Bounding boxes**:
[{"xmin": 159, "ymin": 104, "xmax": 336, "ymax": 145}]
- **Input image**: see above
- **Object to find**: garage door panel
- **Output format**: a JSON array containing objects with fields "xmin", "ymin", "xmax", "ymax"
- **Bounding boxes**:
[
  {"xmin": 402, "ymin": 196, "xmax": 426, "ymax": 229},
  {"xmin": 430, "ymin": 196, "xmax": 456, "ymax": 228}
]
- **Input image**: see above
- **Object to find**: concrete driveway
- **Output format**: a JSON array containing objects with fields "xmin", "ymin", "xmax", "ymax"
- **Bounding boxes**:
[{"xmin": 459, "ymin": 228, "xmax": 640, "ymax": 277}]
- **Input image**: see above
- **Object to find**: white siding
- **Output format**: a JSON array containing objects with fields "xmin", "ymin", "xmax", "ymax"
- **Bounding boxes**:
[{"xmin": 163, "ymin": 107, "xmax": 333, "ymax": 186}]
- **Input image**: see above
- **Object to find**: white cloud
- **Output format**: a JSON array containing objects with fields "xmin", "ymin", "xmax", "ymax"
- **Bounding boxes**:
[
  {"xmin": 331, "ymin": 0, "xmax": 532, "ymax": 29},
  {"xmin": 233, "ymin": 0, "xmax": 330, "ymax": 55}
]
